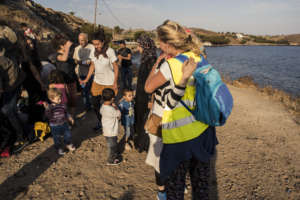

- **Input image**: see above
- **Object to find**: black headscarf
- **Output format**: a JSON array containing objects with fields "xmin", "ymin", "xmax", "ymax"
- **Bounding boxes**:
[{"xmin": 137, "ymin": 34, "xmax": 157, "ymax": 64}]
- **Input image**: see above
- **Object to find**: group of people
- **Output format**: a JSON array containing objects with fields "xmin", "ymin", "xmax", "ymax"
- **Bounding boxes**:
[{"xmin": 0, "ymin": 20, "xmax": 218, "ymax": 200}]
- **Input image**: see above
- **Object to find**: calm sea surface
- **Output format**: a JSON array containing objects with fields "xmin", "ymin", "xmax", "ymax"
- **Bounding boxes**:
[{"xmin": 132, "ymin": 46, "xmax": 300, "ymax": 96}]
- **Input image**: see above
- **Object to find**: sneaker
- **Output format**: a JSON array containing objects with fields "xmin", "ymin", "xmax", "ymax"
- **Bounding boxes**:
[
  {"xmin": 0, "ymin": 147, "xmax": 10, "ymax": 158},
  {"xmin": 156, "ymin": 191, "xmax": 167, "ymax": 200},
  {"xmin": 58, "ymin": 148, "xmax": 65, "ymax": 155},
  {"xmin": 13, "ymin": 140, "xmax": 29, "ymax": 154},
  {"xmin": 66, "ymin": 144, "xmax": 76, "ymax": 152},
  {"xmin": 106, "ymin": 158, "xmax": 122, "ymax": 166}
]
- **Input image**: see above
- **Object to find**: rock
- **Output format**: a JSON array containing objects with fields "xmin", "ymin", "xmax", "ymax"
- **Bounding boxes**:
[{"xmin": 0, "ymin": 25, "xmax": 17, "ymax": 44}]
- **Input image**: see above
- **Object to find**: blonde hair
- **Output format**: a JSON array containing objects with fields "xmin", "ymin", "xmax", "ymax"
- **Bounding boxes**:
[
  {"xmin": 157, "ymin": 20, "xmax": 204, "ymax": 55},
  {"xmin": 47, "ymin": 88, "xmax": 62, "ymax": 101}
]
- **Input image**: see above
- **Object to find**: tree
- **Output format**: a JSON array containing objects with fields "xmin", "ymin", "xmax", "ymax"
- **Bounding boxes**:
[
  {"xmin": 134, "ymin": 31, "xmax": 146, "ymax": 41},
  {"xmin": 197, "ymin": 34, "xmax": 230, "ymax": 45},
  {"xmin": 69, "ymin": 11, "xmax": 75, "ymax": 16},
  {"xmin": 113, "ymin": 26, "xmax": 123, "ymax": 34},
  {"xmin": 133, "ymin": 31, "xmax": 154, "ymax": 41},
  {"xmin": 240, "ymin": 39, "xmax": 247, "ymax": 44},
  {"xmin": 81, "ymin": 24, "xmax": 103, "ymax": 40}
]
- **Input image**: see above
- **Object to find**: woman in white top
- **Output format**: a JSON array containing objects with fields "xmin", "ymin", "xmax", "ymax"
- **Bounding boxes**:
[{"xmin": 81, "ymin": 30, "xmax": 119, "ymax": 132}]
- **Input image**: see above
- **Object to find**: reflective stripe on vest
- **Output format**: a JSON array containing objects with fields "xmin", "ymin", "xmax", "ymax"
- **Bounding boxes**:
[{"xmin": 162, "ymin": 51, "xmax": 208, "ymax": 144}]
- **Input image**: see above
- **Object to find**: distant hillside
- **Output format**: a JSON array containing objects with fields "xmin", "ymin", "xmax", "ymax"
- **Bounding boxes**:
[
  {"xmin": 0, "ymin": 0, "xmax": 99, "ymax": 59},
  {"xmin": 0, "ymin": 0, "xmax": 299, "ymax": 50},
  {"xmin": 284, "ymin": 34, "xmax": 300, "ymax": 44},
  {"xmin": 190, "ymin": 27, "xmax": 219, "ymax": 36},
  {"xmin": 0, "ymin": 0, "xmax": 90, "ymax": 40}
]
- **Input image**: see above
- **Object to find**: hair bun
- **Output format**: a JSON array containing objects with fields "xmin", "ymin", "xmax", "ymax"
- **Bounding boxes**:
[{"xmin": 185, "ymin": 35, "xmax": 192, "ymax": 43}]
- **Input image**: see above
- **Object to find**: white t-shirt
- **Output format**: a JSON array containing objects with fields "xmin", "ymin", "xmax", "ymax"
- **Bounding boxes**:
[
  {"xmin": 100, "ymin": 104, "xmax": 121, "ymax": 137},
  {"xmin": 159, "ymin": 61, "xmax": 173, "ymax": 83},
  {"xmin": 90, "ymin": 47, "xmax": 117, "ymax": 85},
  {"xmin": 152, "ymin": 67, "xmax": 166, "ymax": 117}
]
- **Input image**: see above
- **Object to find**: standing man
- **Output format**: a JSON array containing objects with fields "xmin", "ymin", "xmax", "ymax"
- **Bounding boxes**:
[
  {"xmin": 73, "ymin": 33, "xmax": 95, "ymax": 111},
  {"xmin": 117, "ymin": 40, "xmax": 132, "ymax": 90}
]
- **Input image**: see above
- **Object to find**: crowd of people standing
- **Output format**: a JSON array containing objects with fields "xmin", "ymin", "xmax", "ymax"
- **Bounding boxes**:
[{"xmin": 0, "ymin": 20, "xmax": 218, "ymax": 200}]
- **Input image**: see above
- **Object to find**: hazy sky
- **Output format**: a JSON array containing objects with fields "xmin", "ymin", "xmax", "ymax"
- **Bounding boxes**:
[{"xmin": 33, "ymin": 0, "xmax": 300, "ymax": 35}]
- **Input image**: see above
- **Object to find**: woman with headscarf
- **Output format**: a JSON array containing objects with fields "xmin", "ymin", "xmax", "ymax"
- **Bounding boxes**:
[{"xmin": 134, "ymin": 34, "xmax": 157, "ymax": 152}]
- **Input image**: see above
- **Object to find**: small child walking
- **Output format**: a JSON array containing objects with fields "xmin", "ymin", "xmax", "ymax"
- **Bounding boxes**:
[
  {"xmin": 43, "ymin": 88, "xmax": 75, "ymax": 155},
  {"xmin": 118, "ymin": 89, "xmax": 134, "ymax": 150},
  {"xmin": 100, "ymin": 88, "xmax": 122, "ymax": 165}
]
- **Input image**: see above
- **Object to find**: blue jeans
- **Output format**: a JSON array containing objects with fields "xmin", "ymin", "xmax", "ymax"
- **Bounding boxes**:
[
  {"xmin": 50, "ymin": 123, "xmax": 72, "ymax": 149},
  {"xmin": 80, "ymin": 75, "xmax": 93, "ymax": 109},
  {"xmin": 124, "ymin": 125, "xmax": 134, "ymax": 140},
  {"xmin": 105, "ymin": 136, "xmax": 118, "ymax": 162},
  {"xmin": 121, "ymin": 67, "xmax": 132, "ymax": 90}
]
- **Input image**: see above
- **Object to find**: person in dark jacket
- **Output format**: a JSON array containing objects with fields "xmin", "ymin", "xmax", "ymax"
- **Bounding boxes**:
[
  {"xmin": 51, "ymin": 34, "xmax": 78, "ymax": 118},
  {"xmin": 20, "ymin": 36, "xmax": 47, "ymax": 124},
  {"xmin": 0, "ymin": 26, "xmax": 26, "ymax": 149},
  {"xmin": 134, "ymin": 34, "xmax": 157, "ymax": 152}
]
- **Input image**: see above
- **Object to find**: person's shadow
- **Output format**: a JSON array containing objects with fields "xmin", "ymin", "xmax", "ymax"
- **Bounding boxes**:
[
  {"xmin": 0, "ymin": 108, "xmax": 99, "ymax": 199},
  {"xmin": 117, "ymin": 187, "xmax": 135, "ymax": 200}
]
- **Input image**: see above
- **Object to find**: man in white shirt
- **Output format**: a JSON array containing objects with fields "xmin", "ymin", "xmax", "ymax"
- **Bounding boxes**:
[{"xmin": 73, "ymin": 33, "xmax": 94, "ymax": 111}]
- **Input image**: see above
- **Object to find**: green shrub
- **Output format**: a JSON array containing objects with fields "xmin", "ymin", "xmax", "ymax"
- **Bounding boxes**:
[
  {"xmin": 240, "ymin": 39, "xmax": 247, "ymax": 44},
  {"xmin": 197, "ymin": 34, "xmax": 230, "ymax": 45},
  {"xmin": 133, "ymin": 31, "xmax": 155, "ymax": 41}
]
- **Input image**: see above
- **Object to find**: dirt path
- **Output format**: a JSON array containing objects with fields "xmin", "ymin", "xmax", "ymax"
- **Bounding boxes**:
[{"xmin": 0, "ymin": 85, "xmax": 299, "ymax": 200}]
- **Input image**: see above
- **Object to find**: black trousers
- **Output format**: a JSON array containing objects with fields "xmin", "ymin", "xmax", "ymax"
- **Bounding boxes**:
[
  {"xmin": 155, "ymin": 170, "xmax": 165, "ymax": 187},
  {"xmin": 165, "ymin": 157, "xmax": 210, "ymax": 200},
  {"xmin": 91, "ymin": 95, "xmax": 102, "ymax": 125}
]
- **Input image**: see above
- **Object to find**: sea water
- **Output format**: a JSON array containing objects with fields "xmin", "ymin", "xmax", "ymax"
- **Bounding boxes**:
[{"xmin": 132, "ymin": 46, "xmax": 300, "ymax": 97}]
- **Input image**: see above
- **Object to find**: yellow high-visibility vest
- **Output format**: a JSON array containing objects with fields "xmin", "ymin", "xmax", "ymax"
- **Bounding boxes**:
[{"xmin": 162, "ymin": 52, "xmax": 208, "ymax": 144}]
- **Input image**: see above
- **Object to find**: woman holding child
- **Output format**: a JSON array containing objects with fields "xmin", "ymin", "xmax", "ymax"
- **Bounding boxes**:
[
  {"xmin": 145, "ymin": 20, "xmax": 218, "ymax": 200},
  {"xmin": 52, "ymin": 35, "xmax": 78, "ymax": 118}
]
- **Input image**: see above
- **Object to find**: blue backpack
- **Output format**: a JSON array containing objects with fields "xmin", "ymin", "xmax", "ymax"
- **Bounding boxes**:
[{"xmin": 177, "ymin": 54, "xmax": 233, "ymax": 126}]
